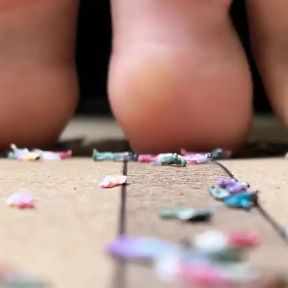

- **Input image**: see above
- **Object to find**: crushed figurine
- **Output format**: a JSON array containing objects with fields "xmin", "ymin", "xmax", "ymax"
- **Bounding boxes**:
[
  {"xmin": 92, "ymin": 149, "xmax": 136, "ymax": 161},
  {"xmin": 159, "ymin": 206, "xmax": 213, "ymax": 222},
  {"xmin": 6, "ymin": 192, "xmax": 35, "ymax": 209},
  {"xmin": 209, "ymin": 177, "xmax": 258, "ymax": 210},
  {"xmin": 8, "ymin": 144, "xmax": 72, "ymax": 161},
  {"xmin": 106, "ymin": 230, "xmax": 280, "ymax": 288},
  {"xmin": 99, "ymin": 175, "xmax": 127, "ymax": 188}
]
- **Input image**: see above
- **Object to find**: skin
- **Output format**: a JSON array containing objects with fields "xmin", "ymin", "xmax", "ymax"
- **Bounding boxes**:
[
  {"xmin": 246, "ymin": 1, "xmax": 288, "ymax": 126},
  {"xmin": 0, "ymin": 0, "xmax": 79, "ymax": 149},
  {"xmin": 109, "ymin": 0, "xmax": 252, "ymax": 153},
  {"xmin": 0, "ymin": 0, "xmax": 287, "ymax": 153}
]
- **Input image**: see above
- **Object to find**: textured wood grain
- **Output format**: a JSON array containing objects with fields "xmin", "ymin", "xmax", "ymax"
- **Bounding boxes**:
[
  {"xmin": 219, "ymin": 158, "xmax": 288, "ymax": 227},
  {"xmin": 125, "ymin": 162, "xmax": 288, "ymax": 288},
  {"xmin": 0, "ymin": 158, "xmax": 288, "ymax": 288},
  {"xmin": 0, "ymin": 160, "xmax": 121, "ymax": 288}
]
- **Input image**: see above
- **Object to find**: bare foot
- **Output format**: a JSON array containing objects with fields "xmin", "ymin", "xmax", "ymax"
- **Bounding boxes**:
[
  {"xmin": 109, "ymin": 0, "xmax": 252, "ymax": 153},
  {"xmin": 0, "ymin": 0, "xmax": 79, "ymax": 149},
  {"xmin": 247, "ymin": 1, "xmax": 288, "ymax": 127}
]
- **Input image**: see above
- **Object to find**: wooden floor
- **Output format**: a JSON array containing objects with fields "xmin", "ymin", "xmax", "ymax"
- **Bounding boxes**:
[{"xmin": 0, "ymin": 116, "xmax": 287, "ymax": 288}]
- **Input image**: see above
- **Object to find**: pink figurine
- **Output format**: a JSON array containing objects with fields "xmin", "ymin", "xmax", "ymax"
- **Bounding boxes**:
[
  {"xmin": 7, "ymin": 192, "xmax": 35, "ymax": 209},
  {"xmin": 99, "ymin": 175, "xmax": 127, "ymax": 188},
  {"xmin": 180, "ymin": 149, "xmax": 191, "ymax": 156},
  {"xmin": 180, "ymin": 149, "xmax": 209, "ymax": 164},
  {"xmin": 55, "ymin": 150, "xmax": 72, "ymax": 160},
  {"xmin": 36, "ymin": 149, "xmax": 72, "ymax": 160},
  {"xmin": 9, "ymin": 144, "xmax": 72, "ymax": 161},
  {"xmin": 227, "ymin": 232, "xmax": 260, "ymax": 248},
  {"xmin": 179, "ymin": 262, "xmax": 230, "ymax": 288},
  {"xmin": 138, "ymin": 154, "xmax": 157, "ymax": 163}
]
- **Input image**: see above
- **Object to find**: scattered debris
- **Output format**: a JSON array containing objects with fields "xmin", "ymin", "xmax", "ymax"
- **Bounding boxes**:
[
  {"xmin": 107, "ymin": 236, "xmax": 180, "ymax": 261},
  {"xmin": 215, "ymin": 178, "xmax": 237, "ymax": 188},
  {"xmin": 137, "ymin": 155, "xmax": 157, "ymax": 163},
  {"xmin": 6, "ymin": 192, "xmax": 35, "ymax": 209},
  {"xmin": 38, "ymin": 149, "xmax": 72, "ymax": 160},
  {"xmin": 208, "ymin": 148, "xmax": 232, "ymax": 160},
  {"xmin": 193, "ymin": 230, "xmax": 230, "ymax": 254},
  {"xmin": 92, "ymin": 149, "xmax": 135, "ymax": 162},
  {"xmin": 155, "ymin": 153, "xmax": 187, "ymax": 167},
  {"xmin": 209, "ymin": 177, "xmax": 258, "ymax": 210},
  {"xmin": 224, "ymin": 191, "xmax": 258, "ymax": 210},
  {"xmin": 180, "ymin": 149, "xmax": 210, "ymax": 164},
  {"xmin": 107, "ymin": 230, "xmax": 275, "ymax": 288},
  {"xmin": 193, "ymin": 230, "xmax": 260, "ymax": 253},
  {"xmin": 3, "ymin": 274, "xmax": 48, "ymax": 287},
  {"xmin": 138, "ymin": 153, "xmax": 188, "ymax": 166},
  {"xmin": 159, "ymin": 206, "xmax": 213, "ymax": 222},
  {"xmin": 180, "ymin": 148, "xmax": 232, "ymax": 163},
  {"xmin": 228, "ymin": 231, "xmax": 260, "ymax": 248},
  {"xmin": 8, "ymin": 144, "xmax": 41, "ymax": 161},
  {"xmin": 209, "ymin": 186, "xmax": 230, "ymax": 200},
  {"xmin": 99, "ymin": 175, "xmax": 127, "ymax": 188},
  {"xmin": 8, "ymin": 144, "xmax": 72, "ymax": 161},
  {"xmin": 0, "ymin": 264, "xmax": 48, "ymax": 287},
  {"xmin": 137, "ymin": 148, "xmax": 230, "ymax": 166}
]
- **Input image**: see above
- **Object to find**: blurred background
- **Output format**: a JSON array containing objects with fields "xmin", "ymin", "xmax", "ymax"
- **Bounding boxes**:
[{"xmin": 75, "ymin": 1, "xmax": 271, "ymax": 115}]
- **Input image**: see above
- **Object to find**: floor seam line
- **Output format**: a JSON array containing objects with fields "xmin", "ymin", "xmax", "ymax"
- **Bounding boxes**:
[{"xmin": 213, "ymin": 160, "xmax": 288, "ymax": 244}]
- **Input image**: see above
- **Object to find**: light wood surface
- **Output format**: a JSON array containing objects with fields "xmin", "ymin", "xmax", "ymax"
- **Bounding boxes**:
[
  {"xmin": 0, "ymin": 116, "xmax": 287, "ymax": 287},
  {"xmin": 0, "ymin": 159, "xmax": 288, "ymax": 287},
  {"xmin": 220, "ymin": 158, "xmax": 288, "ymax": 227},
  {"xmin": 124, "ymin": 162, "xmax": 288, "ymax": 288},
  {"xmin": 0, "ymin": 160, "xmax": 121, "ymax": 288}
]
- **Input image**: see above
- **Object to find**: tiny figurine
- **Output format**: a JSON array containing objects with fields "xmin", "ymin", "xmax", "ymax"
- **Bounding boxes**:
[
  {"xmin": 159, "ymin": 206, "xmax": 212, "ymax": 222},
  {"xmin": 7, "ymin": 192, "xmax": 35, "ymax": 209},
  {"xmin": 92, "ymin": 149, "xmax": 135, "ymax": 161},
  {"xmin": 99, "ymin": 175, "xmax": 127, "ymax": 188}
]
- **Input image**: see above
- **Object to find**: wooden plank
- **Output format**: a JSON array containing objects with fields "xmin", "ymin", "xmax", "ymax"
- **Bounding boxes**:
[
  {"xmin": 0, "ymin": 160, "xmax": 121, "ymax": 288},
  {"xmin": 124, "ymin": 162, "xmax": 288, "ymax": 288},
  {"xmin": 219, "ymin": 158, "xmax": 288, "ymax": 227}
]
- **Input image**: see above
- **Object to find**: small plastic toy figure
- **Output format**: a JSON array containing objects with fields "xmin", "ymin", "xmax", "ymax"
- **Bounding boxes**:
[
  {"xmin": 92, "ymin": 149, "xmax": 135, "ymax": 161},
  {"xmin": 8, "ymin": 144, "xmax": 72, "ymax": 161},
  {"xmin": 208, "ymin": 185, "xmax": 230, "ymax": 200},
  {"xmin": 156, "ymin": 153, "xmax": 187, "ymax": 167},
  {"xmin": 7, "ymin": 192, "xmax": 35, "ymax": 209},
  {"xmin": 99, "ymin": 175, "xmax": 127, "ymax": 188},
  {"xmin": 224, "ymin": 192, "xmax": 258, "ymax": 210},
  {"xmin": 180, "ymin": 149, "xmax": 209, "ymax": 164},
  {"xmin": 159, "ymin": 206, "xmax": 212, "ymax": 222},
  {"xmin": 137, "ymin": 154, "xmax": 157, "ymax": 163}
]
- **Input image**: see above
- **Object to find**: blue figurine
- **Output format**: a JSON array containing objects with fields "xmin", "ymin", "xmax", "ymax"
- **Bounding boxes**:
[{"xmin": 224, "ymin": 192, "xmax": 258, "ymax": 210}]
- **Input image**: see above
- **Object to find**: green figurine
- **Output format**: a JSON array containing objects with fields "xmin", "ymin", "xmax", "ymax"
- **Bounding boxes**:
[
  {"xmin": 159, "ymin": 206, "xmax": 212, "ymax": 222},
  {"xmin": 156, "ymin": 153, "xmax": 187, "ymax": 167},
  {"xmin": 208, "ymin": 185, "xmax": 230, "ymax": 200},
  {"xmin": 92, "ymin": 149, "xmax": 135, "ymax": 161}
]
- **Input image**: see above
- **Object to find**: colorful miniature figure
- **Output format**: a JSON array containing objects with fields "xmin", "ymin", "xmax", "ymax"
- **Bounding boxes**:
[
  {"xmin": 180, "ymin": 149, "xmax": 209, "ymax": 164},
  {"xmin": 224, "ymin": 192, "xmax": 258, "ymax": 210},
  {"xmin": 7, "ymin": 192, "xmax": 35, "ymax": 209},
  {"xmin": 137, "ymin": 154, "xmax": 157, "ymax": 163},
  {"xmin": 92, "ymin": 149, "xmax": 135, "ymax": 161},
  {"xmin": 159, "ymin": 206, "xmax": 212, "ymax": 222},
  {"xmin": 107, "ymin": 236, "xmax": 179, "ymax": 261},
  {"xmin": 8, "ymin": 144, "xmax": 72, "ymax": 161},
  {"xmin": 99, "ymin": 175, "xmax": 127, "ymax": 188},
  {"xmin": 107, "ymin": 230, "xmax": 264, "ymax": 288},
  {"xmin": 209, "ymin": 177, "xmax": 256, "ymax": 210},
  {"xmin": 208, "ymin": 185, "xmax": 230, "ymax": 200},
  {"xmin": 155, "ymin": 153, "xmax": 187, "ymax": 167}
]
